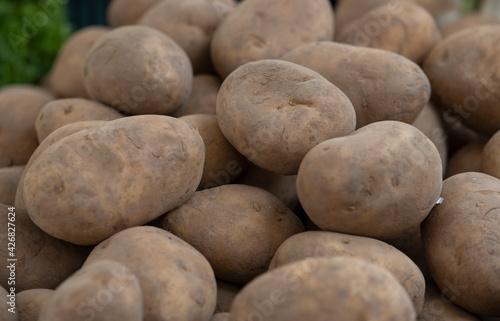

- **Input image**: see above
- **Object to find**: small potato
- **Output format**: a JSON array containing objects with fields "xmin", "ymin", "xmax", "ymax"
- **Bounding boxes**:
[
  {"xmin": 161, "ymin": 184, "xmax": 304, "ymax": 283},
  {"xmin": 179, "ymin": 114, "xmax": 247, "ymax": 189},
  {"xmin": 211, "ymin": 0, "xmax": 334, "ymax": 78},
  {"xmin": 217, "ymin": 59, "xmax": 356, "ymax": 175},
  {"xmin": 173, "ymin": 74, "xmax": 221, "ymax": 117},
  {"xmin": 441, "ymin": 14, "xmax": 500, "ymax": 39},
  {"xmin": 1, "ymin": 286, "xmax": 17, "ymax": 321},
  {"xmin": 297, "ymin": 121, "xmax": 442, "ymax": 240},
  {"xmin": 84, "ymin": 226, "xmax": 217, "ymax": 321},
  {"xmin": 0, "ymin": 166, "xmax": 24, "ymax": 205},
  {"xmin": 35, "ymin": 98, "xmax": 123, "ymax": 143},
  {"xmin": 230, "ymin": 257, "xmax": 416, "ymax": 321},
  {"xmin": 23, "ymin": 116, "xmax": 204, "ymax": 245},
  {"xmin": 211, "ymin": 313, "xmax": 231, "ymax": 321},
  {"xmin": 48, "ymin": 26, "xmax": 109, "ymax": 98},
  {"xmin": 446, "ymin": 142, "xmax": 485, "ymax": 178},
  {"xmin": 421, "ymin": 172, "xmax": 500, "ymax": 316},
  {"xmin": 107, "ymin": 0, "xmax": 161, "ymax": 27},
  {"xmin": 215, "ymin": 280, "xmax": 240, "ymax": 313},
  {"xmin": 482, "ymin": 131, "xmax": 500, "ymax": 179},
  {"xmin": 17, "ymin": 289, "xmax": 54, "ymax": 321},
  {"xmin": 0, "ymin": 85, "xmax": 54, "ymax": 167},
  {"xmin": 39, "ymin": 260, "xmax": 142, "ymax": 321},
  {"xmin": 84, "ymin": 25, "xmax": 192, "ymax": 115},
  {"xmin": 282, "ymin": 42, "xmax": 430, "ymax": 128}
]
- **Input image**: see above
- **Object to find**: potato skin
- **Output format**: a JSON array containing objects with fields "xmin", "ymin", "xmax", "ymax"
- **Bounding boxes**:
[
  {"xmin": 482, "ymin": 131, "xmax": 500, "ymax": 179},
  {"xmin": 84, "ymin": 25, "xmax": 192, "ymax": 115},
  {"xmin": 17, "ymin": 289, "xmax": 54, "ymax": 321},
  {"xmin": 334, "ymin": 0, "xmax": 398, "ymax": 32},
  {"xmin": 423, "ymin": 25, "xmax": 500, "ymax": 136},
  {"xmin": 0, "ymin": 166, "xmax": 24, "ymax": 205},
  {"xmin": 107, "ymin": 0, "xmax": 160, "ymax": 27},
  {"xmin": 84, "ymin": 226, "xmax": 217, "ymax": 321},
  {"xmin": 23, "ymin": 115, "xmax": 204, "ymax": 245},
  {"xmin": 217, "ymin": 59, "xmax": 356, "ymax": 175},
  {"xmin": 269, "ymin": 231, "xmax": 425, "ymax": 314},
  {"xmin": 161, "ymin": 184, "xmax": 304, "ymax": 283},
  {"xmin": 282, "ymin": 42, "xmax": 430, "ymax": 128},
  {"xmin": 297, "ymin": 121, "xmax": 442, "ymax": 240},
  {"xmin": 211, "ymin": 0, "xmax": 334, "ymax": 78},
  {"xmin": 173, "ymin": 74, "xmax": 221, "ymax": 117},
  {"xmin": 39, "ymin": 260, "xmax": 142, "ymax": 321},
  {"xmin": 421, "ymin": 172, "xmax": 500, "ymax": 316},
  {"xmin": 230, "ymin": 257, "xmax": 416, "ymax": 321},
  {"xmin": 446, "ymin": 142, "xmax": 485, "ymax": 178}
]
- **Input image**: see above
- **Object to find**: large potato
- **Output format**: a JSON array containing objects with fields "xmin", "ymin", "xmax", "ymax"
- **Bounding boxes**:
[
  {"xmin": 423, "ymin": 25, "xmax": 500, "ymax": 136},
  {"xmin": 84, "ymin": 226, "xmax": 217, "ymax": 321},
  {"xmin": 17, "ymin": 289, "xmax": 54, "ymax": 321},
  {"xmin": 107, "ymin": 0, "xmax": 161, "ymax": 27},
  {"xmin": 217, "ymin": 59, "xmax": 356, "ymax": 175},
  {"xmin": 0, "ymin": 166, "xmax": 24, "ymax": 205},
  {"xmin": 211, "ymin": 0, "xmax": 334, "ymax": 78},
  {"xmin": 39, "ymin": 260, "xmax": 142, "ymax": 321},
  {"xmin": 446, "ymin": 142, "xmax": 485, "ymax": 178},
  {"xmin": 482, "ymin": 131, "xmax": 500, "ymax": 179},
  {"xmin": 84, "ymin": 26, "xmax": 192, "ymax": 115},
  {"xmin": 269, "ymin": 231, "xmax": 425, "ymax": 313},
  {"xmin": 161, "ymin": 184, "xmax": 304, "ymax": 283},
  {"xmin": 421, "ymin": 172, "xmax": 500, "ymax": 316},
  {"xmin": 173, "ymin": 74, "xmax": 221, "ymax": 117},
  {"xmin": 230, "ymin": 257, "xmax": 416, "ymax": 321},
  {"xmin": 282, "ymin": 41, "xmax": 430, "ymax": 128},
  {"xmin": 23, "ymin": 115, "xmax": 204, "ymax": 245},
  {"xmin": 297, "ymin": 121, "xmax": 442, "ymax": 240}
]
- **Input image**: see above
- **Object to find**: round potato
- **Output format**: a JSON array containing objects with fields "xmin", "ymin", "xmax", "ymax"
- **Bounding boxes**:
[
  {"xmin": 217, "ymin": 59, "xmax": 356, "ymax": 175},
  {"xmin": 23, "ymin": 115, "xmax": 204, "ymax": 245},
  {"xmin": 282, "ymin": 41, "xmax": 430, "ymax": 128},
  {"xmin": 106, "ymin": 0, "xmax": 161, "ymax": 27},
  {"xmin": 17, "ymin": 289, "xmax": 54, "ymax": 321},
  {"xmin": 84, "ymin": 226, "xmax": 217, "ymax": 321},
  {"xmin": 441, "ymin": 14, "xmax": 500, "ymax": 39},
  {"xmin": 269, "ymin": 231, "xmax": 425, "ymax": 313},
  {"xmin": 173, "ymin": 74, "xmax": 221, "ymax": 117},
  {"xmin": 35, "ymin": 98, "xmax": 122, "ymax": 143},
  {"xmin": 446, "ymin": 142, "xmax": 485, "ymax": 178},
  {"xmin": 84, "ymin": 25, "xmax": 192, "ymax": 115},
  {"xmin": 0, "ymin": 166, "xmax": 24, "ymax": 205},
  {"xmin": 482, "ymin": 131, "xmax": 500, "ymax": 179},
  {"xmin": 211, "ymin": 0, "xmax": 334, "ymax": 78},
  {"xmin": 39, "ymin": 260, "xmax": 142, "ymax": 321},
  {"xmin": 215, "ymin": 280, "xmax": 240, "ymax": 313},
  {"xmin": 297, "ymin": 121, "xmax": 442, "ymax": 240},
  {"xmin": 161, "ymin": 184, "xmax": 304, "ymax": 283},
  {"xmin": 1, "ymin": 286, "xmax": 17, "ymax": 321},
  {"xmin": 421, "ymin": 172, "xmax": 500, "ymax": 316},
  {"xmin": 230, "ymin": 257, "xmax": 416, "ymax": 321}
]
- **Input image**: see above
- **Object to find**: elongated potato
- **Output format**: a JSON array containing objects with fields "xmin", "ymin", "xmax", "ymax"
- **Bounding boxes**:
[
  {"xmin": 0, "ymin": 166, "xmax": 24, "ymax": 205},
  {"xmin": 17, "ymin": 289, "xmax": 54, "ymax": 321}
]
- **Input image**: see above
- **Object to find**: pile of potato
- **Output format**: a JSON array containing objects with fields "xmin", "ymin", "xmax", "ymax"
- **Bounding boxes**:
[{"xmin": 1, "ymin": 0, "xmax": 500, "ymax": 320}]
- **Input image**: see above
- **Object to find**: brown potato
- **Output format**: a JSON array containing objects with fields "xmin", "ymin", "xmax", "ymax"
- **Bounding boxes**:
[
  {"xmin": 173, "ymin": 74, "xmax": 221, "ymax": 117},
  {"xmin": 215, "ymin": 280, "xmax": 240, "ymax": 313},
  {"xmin": 423, "ymin": 25, "xmax": 500, "ymax": 136},
  {"xmin": 106, "ymin": 0, "xmax": 161, "ymax": 27},
  {"xmin": 282, "ymin": 41, "xmax": 430, "ymax": 128},
  {"xmin": 211, "ymin": 0, "xmax": 237, "ymax": 20},
  {"xmin": 216, "ymin": 59, "xmax": 356, "ymax": 175},
  {"xmin": 297, "ymin": 121, "xmax": 442, "ymax": 240},
  {"xmin": 48, "ymin": 26, "xmax": 109, "ymax": 98},
  {"xmin": 446, "ymin": 142, "xmax": 485, "ymax": 178},
  {"xmin": 269, "ymin": 231, "xmax": 425, "ymax": 313},
  {"xmin": 84, "ymin": 226, "xmax": 217, "ymax": 321},
  {"xmin": 211, "ymin": 313, "xmax": 231, "ymax": 321},
  {"xmin": 84, "ymin": 25, "xmax": 192, "ymax": 115},
  {"xmin": 421, "ymin": 172, "xmax": 500, "ymax": 316},
  {"xmin": 482, "ymin": 131, "xmax": 500, "ymax": 179},
  {"xmin": 23, "ymin": 115, "xmax": 204, "ymax": 245},
  {"xmin": 17, "ymin": 289, "xmax": 54, "ymax": 321},
  {"xmin": 210, "ymin": 0, "xmax": 334, "ymax": 78},
  {"xmin": 1, "ymin": 286, "xmax": 17, "ymax": 321},
  {"xmin": 35, "ymin": 98, "xmax": 122, "ymax": 143},
  {"xmin": 334, "ymin": 0, "xmax": 399, "ymax": 33},
  {"xmin": 0, "ymin": 166, "xmax": 24, "ymax": 205},
  {"xmin": 39, "ymin": 260, "xmax": 142, "ymax": 321},
  {"xmin": 0, "ymin": 85, "xmax": 54, "ymax": 167},
  {"xmin": 230, "ymin": 257, "xmax": 416, "ymax": 321},
  {"xmin": 441, "ymin": 14, "xmax": 500, "ymax": 39}
]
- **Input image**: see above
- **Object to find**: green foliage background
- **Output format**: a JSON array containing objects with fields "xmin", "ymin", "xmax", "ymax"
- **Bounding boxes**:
[{"xmin": 0, "ymin": 0, "xmax": 73, "ymax": 87}]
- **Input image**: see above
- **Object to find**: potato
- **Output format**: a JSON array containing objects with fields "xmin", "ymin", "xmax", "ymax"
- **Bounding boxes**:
[
  {"xmin": 216, "ymin": 59, "xmax": 356, "ymax": 175},
  {"xmin": 17, "ymin": 289, "xmax": 54, "ymax": 321},
  {"xmin": 107, "ymin": 0, "xmax": 161, "ymax": 27},
  {"xmin": 482, "ymin": 131, "xmax": 500, "ymax": 179},
  {"xmin": 15, "ymin": 121, "xmax": 105, "ymax": 211},
  {"xmin": 48, "ymin": 26, "xmax": 109, "ymax": 98},
  {"xmin": 282, "ymin": 41, "xmax": 430, "ymax": 128},
  {"xmin": 269, "ymin": 231, "xmax": 425, "ymax": 313},
  {"xmin": 23, "ymin": 115, "xmax": 204, "ymax": 245},
  {"xmin": 39, "ymin": 260, "xmax": 142, "ymax": 321},
  {"xmin": 84, "ymin": 226, "xmax": 217, "ymax": 321},
  {"xmin": 173, "ymin": 74, "xmax": 221, "ymax": 117},
  {"xmin": 297, "ymin": 121, "xmax": 442, "ymax": 240},
  {"xmin": 215, "ymin": 280, "xmax": 240, "ymax": 313},
  {"xmin": 423, "ymin": 25, "xmax": 500, "ymax": 136},
  {"xmin": 211, "ymin": 0, "xmax": 237, "ymax": 20},
  {"xmin": 0, "ymin": 205, "xmax": 89, "ymax": 292},
  {"xmin": 84, "ymin": 25, "xmax": 192, "ymax": 115},
  {"xmin": 446, "ymin": 142, "xmax": 485, "ymax": 178},
  {"xmin": 211, "ymin": 313, "xmax": 231, "ymax": 321},
  {"xmin": 338, "ymin": 2, "xmax": 440, "ymax": 65},
  {"xmin": 334, "ymin": 0, "xmax": 398, "ymax": 32},
  {"xmin": 0, "ymin": 166, "xmax": 24, "ymax": 205},
  {"xmin": 0, "ymin": 85, "xmax": 54, "ymax": 167},
  {"xmin": 421, "ymin": 172, "xmax": 500, "ymax": 316},
  {"xmin": 417, "ymin": 283, "xmax": 480, "ymax": 321},
  {"xmin": 35, "ymin": 98, "xmax": 123, "ymax": 143},
  {"xmin": 1, "ymin": 286, "xmax": 17, "ymax": 321},
  {"xmin": 230, "ymin": 257, "xmax": 416, "ymax": 321},
  {"xmin": 138, "ymin": 0, "xmax": 222, "ymax": 74},
  {"xmin": 210, "ymin": 0, "xmax": 334, "ymax": 78},
  {"xmin": 179, "ymin": 114, "xmax": 247, "ymax": 189},
  {"xmin": 161, "ymin": 184, "xmax": 304, "ymax": 283},
  {"xmin": 441, "ymin": 14, "xmax": 500, "ymax": 39}
]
